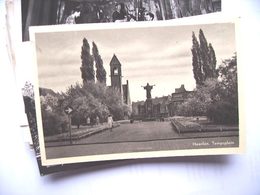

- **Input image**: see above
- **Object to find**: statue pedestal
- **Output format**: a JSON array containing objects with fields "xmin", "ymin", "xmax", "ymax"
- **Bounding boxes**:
[{"xmin": 145, "ymin": 98, "xmax": 153, "ymax": 118}]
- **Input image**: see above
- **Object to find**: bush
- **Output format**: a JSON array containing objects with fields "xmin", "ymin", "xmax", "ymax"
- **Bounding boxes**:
[
  {"xmin": 40, "ymin": 94, "xmax": 68, "ymax": 136},
  {"xmin": 176, "ymin": 97, "xmax": 208, "ymax": 116},
  {"xmin": 175, "ymin": 79, "xmax": 217, "ymax": 116},
  {"xmin": 176, "ymin": 55, "xmax": 238, "ymax": 125},
  {"xmin": 207, "ymin": 101, "xmax": 238, "ymax": 124},
  {"xmin": 65, "ymin": 82, "xmax": 130, "ymax": 123},
  {"xmin": 41, "ymin": 110, "xmax": 68, "ymax": 136},
  {"xmin": 206, "ymin": 55, "xmax": 238, "ymax": 124}
]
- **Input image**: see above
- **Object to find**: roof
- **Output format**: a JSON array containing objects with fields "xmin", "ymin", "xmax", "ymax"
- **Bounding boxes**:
[
  {"xmin": 110, "ymin": 54, "xmax": 121, "ymax": 66},
  {"xmin": 175, "ymin": 84, "xmax": 186, "ymax": 93}
]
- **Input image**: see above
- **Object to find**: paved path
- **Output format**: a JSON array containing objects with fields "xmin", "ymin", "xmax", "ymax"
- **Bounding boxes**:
[
  {"xmin": 46, "ymin": 121, "xmax": 238, "ymax": 146},
  {"xmin": 45, "ymin": 121, "xmax": 239, "ymax": 159}
]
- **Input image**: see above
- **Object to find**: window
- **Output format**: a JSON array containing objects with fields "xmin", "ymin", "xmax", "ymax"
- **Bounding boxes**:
[{"xmin": 113, "ymin": 68, "xmax": 118, "ymax": 75}]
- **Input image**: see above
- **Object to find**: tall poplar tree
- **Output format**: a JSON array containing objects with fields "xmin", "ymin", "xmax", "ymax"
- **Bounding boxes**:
[
  {"xmin": 191, "ymin": 32, "xmax": 204, "ymax": 86},
  {"xmin": 92, "ymin": 42, "xmax": 107, "ymax": 85},
  {"xmin": 80, "ymin": 38, "xmax": 95, "ymax": 83},
  {"xmin": 208, "ymin": 43, "xmax": 217, "ymax": 78},
  {"xmin": 199, "ymin": 29, "xmax": 210, "ymax": 80},
  {"xmin": 191, "ymin": 29, "xmax": 217, "ymax": 86}
]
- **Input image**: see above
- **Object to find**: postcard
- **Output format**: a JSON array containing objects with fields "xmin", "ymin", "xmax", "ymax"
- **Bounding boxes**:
[
  {"xmin": 22, "ymin": 0, "xmax": 221, "ymax": 41},
  {"xmin": 17, "ymin": 42, "xmax": 122, "ymax": 175},
  {"xmin": 30, "ymin": 18, "xmax": 243, "ymax": 166}
]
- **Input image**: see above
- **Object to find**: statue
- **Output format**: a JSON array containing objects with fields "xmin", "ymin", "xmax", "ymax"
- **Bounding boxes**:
[{"xmin": 142, "ymin": 83, "xmax": 155, "ymax": 99}]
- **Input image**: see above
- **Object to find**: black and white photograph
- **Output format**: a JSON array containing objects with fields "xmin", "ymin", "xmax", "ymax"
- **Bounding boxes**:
[
  {"xmin": 22, "ymin": 0, "xmax": 221, "ymax": 41},
  {"xmin": 30, "ymin": 20, "xmax": 241, "ymax": 165},
  {"xmin": 21, "ymin": 80, "xmax": 117, "ymax": 175},
  {"xmin": 17, "ymin": 43, "xmax": 119, "ymax": 175}
]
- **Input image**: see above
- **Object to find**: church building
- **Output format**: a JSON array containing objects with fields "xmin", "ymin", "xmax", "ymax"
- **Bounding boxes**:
[{"xmin": 109, "ymin": 54, "xmax": 131, "ymax": 107}]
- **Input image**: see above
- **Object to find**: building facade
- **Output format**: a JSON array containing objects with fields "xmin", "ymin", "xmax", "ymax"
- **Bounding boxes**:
[{"xmin": 132, "ymin": 84, "xmax": 192, "ymax": 119}]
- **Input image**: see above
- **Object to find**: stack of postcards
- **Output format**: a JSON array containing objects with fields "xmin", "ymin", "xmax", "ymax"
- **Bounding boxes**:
[{"xmin": 9, "ymin": 0, "xmax": 243, "ymax": 175}]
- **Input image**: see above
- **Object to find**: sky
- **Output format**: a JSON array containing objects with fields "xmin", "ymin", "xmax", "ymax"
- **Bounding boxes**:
[{"xmin": 35, "ymin": 22, "xmax": 236, "ymax": 102}]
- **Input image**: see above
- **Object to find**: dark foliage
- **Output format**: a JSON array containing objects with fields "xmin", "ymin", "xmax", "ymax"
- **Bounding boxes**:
[
  {"xmin": 207, "ymin": 55, "xmax": 238, "ymax": 124},
  {"xmin": 177, "ymin": 54, "xmax": 238, "ymax": 125},
  {"xmin": 191, "ymin": 32, "xmax": 204, "ymax": 85},
  {"xmin": 92, "ymin": 42, "xmax": 107, "ymax": 85},
  {"xmin": 80, "ymin": 38, "xmax": 95, "ymax": 83},
  {"xmin": 191, "ymin": 29, "xmax": 217, "ymax": 86}
]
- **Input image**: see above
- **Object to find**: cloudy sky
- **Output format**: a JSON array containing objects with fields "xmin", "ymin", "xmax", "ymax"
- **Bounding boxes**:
[{"xmin": 35, "ymin": 22, "xmax": 236, "ymax": 102}]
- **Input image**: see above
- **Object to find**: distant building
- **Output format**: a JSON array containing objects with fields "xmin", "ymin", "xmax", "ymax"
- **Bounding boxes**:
[
  {"xmin": 132, "ymin": 84, "xmax": 193, "ymax": 119},
  {"xmin": 109, "ymin": 54, "xmax": 131, "ymax": 107},
  {"xmin": 169, "ymin": 84, "xmax": 193, "ymax": 116}
]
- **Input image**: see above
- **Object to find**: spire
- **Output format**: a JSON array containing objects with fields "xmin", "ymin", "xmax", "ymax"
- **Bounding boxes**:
[{"xmin": 110, "ymin": 54, "xmax": 121, "ymax": 66}]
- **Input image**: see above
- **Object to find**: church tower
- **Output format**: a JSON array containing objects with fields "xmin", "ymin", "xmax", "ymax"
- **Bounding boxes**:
[{"xmin": 110, "ymin": 54, "xmax": 123, "ymax": 94}]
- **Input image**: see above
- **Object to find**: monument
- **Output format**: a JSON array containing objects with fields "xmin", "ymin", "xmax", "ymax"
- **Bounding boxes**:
[{"xmin": 142, "ymin": 83, "xmax": 155, "ymax": 119}]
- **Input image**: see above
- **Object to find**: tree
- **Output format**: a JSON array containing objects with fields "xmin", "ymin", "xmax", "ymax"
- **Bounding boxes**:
[
  {"xmin": 70, "ymin": 95, "xmax": 109, "ymax": 126},
  {"xmin": 105, "ymin": 87, "xmax": 130, "ymax": 120},
  {"xmin": 191, "ymin": 29, "xmax": 217, "ymax": 86},
  {"xmin": 22, "ymin": 82, "xmax": 40, "ymax": 155},
  {"xmin": 40, "ymin": 94, "xmax": 68, "ymax": 136},
  {"xmin": 22, "ymin": 81, "xmax": 35, "ymax": 116},
  {"xmin": 178, "ymin": 54, "xmax": 238, "ymax": 124},
  {"xmin": 176, "ymin": 78, "xmax": 218, "ymax": 116},
  {"xmin": 207, "ymin": 54, "xmax": 238, "ymax": 124},
  {"xmin": 199, "ymin": 29, "xmax": 210, "ymax": 80},
  {"xmin": 64, "ymin": 82, "xmax": 129, "ymax": 125},
  {"xmin": 83, "ymin": 81, "xmax": 129, "ymax": 120},
  {"xmin": 80, "ymin": 38, "xmax": 95, "ymax": 83},
  {"xmin": 208, "ymin": 43, "xmax": 217, "ymax": 78},
  {"xmin": 217, "ymin": 54, "xmax": 237, "ymax": 101},
  {"xmin": 92, "ymin": 42, "xmax": 107, "ymax": 85},
  {"xmin": 22, "ymin": 81, "xmax": 34, "ymax": 99},
  {"xmin": 191, "ymin": 32, "xmax": 203, "ymax": 86}
]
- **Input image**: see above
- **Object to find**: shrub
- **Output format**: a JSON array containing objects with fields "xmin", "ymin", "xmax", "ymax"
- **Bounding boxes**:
[
  {"xmin": 207, "ymin": 101, "xmax": 238, "ymax": 124},
  {"xmin": 41, "ymin": 110, "xmax": 68, "ymax": 136}
]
